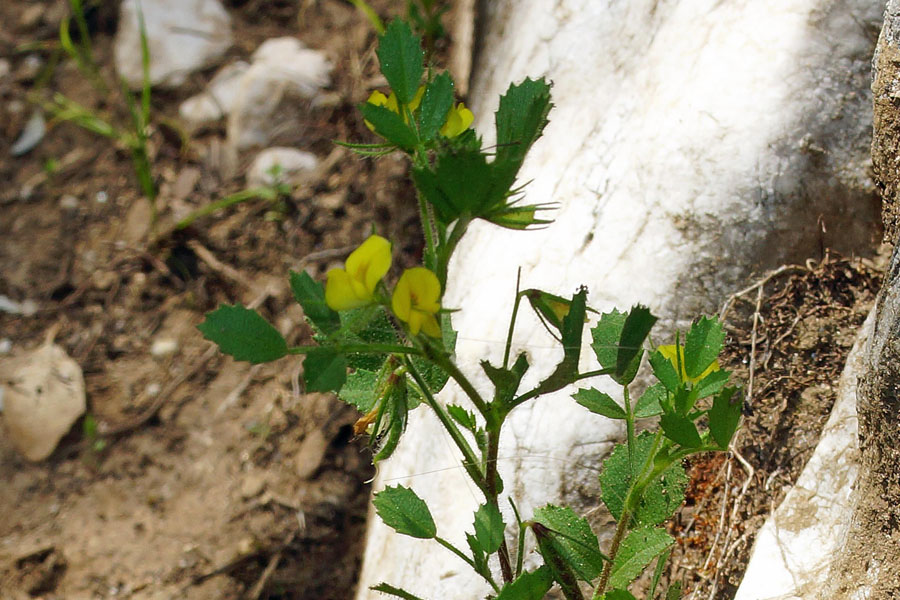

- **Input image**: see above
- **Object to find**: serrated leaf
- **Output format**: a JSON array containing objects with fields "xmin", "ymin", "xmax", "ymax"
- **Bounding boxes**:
[
  {"xmin": 591, "ymin": 309, "xmax": 626, "ymax": 371},
  {"xmin": 708, "ymin": 386, "xmax": 742, "ymax": 448},
  {"xmin": 599, "ymin": 432, "xmax": 688, "ymax": 526},
  {"xmin": 532, "ymin": 505, "xmax": 605, "ymax": 581},
  {"xmin": 573, "ymin": 388, "xmax": 625, "ymax": 419},
  {"xmin": 447, "ymin": 404, "xmax": 477, "ymax": 432},
  {"xmin": 634, "ymin": 383, "xmax": 666, "ymax": 418},
  {"xmin": 649, "ymin": 349, "xmax": 680, "ymax": 392},
  {"xmin": 359, "ymin": 102, "xmax": 418, "ymax": 149},
  {"xmin": 289, "ymin": 270, "xmax": 340, "ymax": 334},
  {"xmin": 609, "ymin": 527, "xmax": 673, "ymax": 589},
  {"xmin": 376, "ymin": 19, "xmax": 424, "ymax": 105},
  {"xmin": 198, "ymin": 304, "xmax": 287, "ymax": 363},
  {"xmin": 339, "ymin": 368, "xmax": 379, "ymax": 412},
  {"xmin": 473, "ymin": 503, "xmax": 505, "ymax": 554},
  {"xmin": 683, "ymin": 316, "xmax": 724, "ymax": 379},
  {"xmin": 694, "ymin": 368, "xmax": 731, "ymax": 400},
  {"xmin": 340, "ymin": 306, "xmax": 398, "ymax": 371},
  {"xmin": 616, "ymin": 306, "xmax": 656, "ymax": 384},
  {"xmin": 417, "ymin": 72, "xmax": 454, "ymax": 141},
  {"xmin": 373, "ymin": 485, "xmax": 436, "ymax": 539},
  {"xmin": 494, "ymin": 77, "xmax": 552, "ymax": 191},
  {"xmin": 303, "ymin": 347, "xmax": 347, "ymax": 392},
  {"xmin": 659, "ymin": 413, "xmax": 702, "ymax": 448},
  {"xmin": 495, "ymin": 566, "xmax": 554, "ymax": 600},
  {"xmin": 535, "ymin": 288, "xmax": 587, "ymax": 396},
  {"xmin": 465, "ymin": 532, "xmax": 488, "ymax": 576},
  {"xmin": 412, "ymin": 148, "xmax": 496, "ymax": 223},
  {"xmin": 370, "ymin": 582, "xmax": 427, "ymax": 600}
]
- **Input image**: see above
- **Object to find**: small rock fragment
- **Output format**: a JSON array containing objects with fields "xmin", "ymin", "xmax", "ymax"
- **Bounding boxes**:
[
  {"xmin": 11, "ymin": 110, "xmax": 46, "ymax": 156},
  {"xmin": 59, "ymin": 194, "xmax": 79, "ymax": 211},
  {"xmin": 294, "ymin": 429, "xmax": 328, "ymax": 480},
  {"xmin": 0, "ymin": 343, "xmax": 86, "ymax": 461},
  {"xmin": 114, "ymin": 0, "xmax": 232, "ymax": 89},
  {"xmin": 151, "ymin": 338, "xmax": 178, "ymax": 357},
  {"xmin": 240, "ymin": 472, "xmax": 267, "ymax": 499},
  {"xmin": 247, "ymin": 147, "xmax": 319, "ymax": 187},
  {"xmin": 179, "ymin": 61, "xmax": 250, "ymax": 127}
]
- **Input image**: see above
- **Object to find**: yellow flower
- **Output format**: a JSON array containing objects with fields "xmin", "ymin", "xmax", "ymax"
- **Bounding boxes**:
[
  {"xmin": 365, "ymin": 87, "xmax": 426, "ymax": 130},
  {"xmin": 325, "ymin": 235, "xmax": 392, "ymax": 311},
  {"xmin": 391, "ymin": 267, "xmax": 442, "ymax": 337},
  {"xmin": 440, "ymin": 102, "xmax": 474, "ymax": 138},
  {"xmin": 657, "ymin": 344, "xmax": 719, "ymax": 384}
]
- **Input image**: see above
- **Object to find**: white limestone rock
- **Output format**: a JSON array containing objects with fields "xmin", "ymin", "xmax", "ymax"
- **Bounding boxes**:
[
  {"xmin": 355, "ymin": 1, "xmax": 882, "ymax": 598},
  {"xmin": 733, "ymin": 311, "xmax": 870, "ymax": 600},
  {"xmin": 0, "ymin": 343, "xmax": 86, "ymax": 461},
  {"xmin": 179, "ymin": 60, "xmax": 249, "ymax": 127},
  {"xmin": 247, "ymin": 147, "xmax": 319, "ymax": 187},
  {"xmin": 114, "ymin": 0, "xmax": 232, "ymax": 90},
  {"xmin": 227, "ymin": 37, "xmax": 332, "ymax": 151}
]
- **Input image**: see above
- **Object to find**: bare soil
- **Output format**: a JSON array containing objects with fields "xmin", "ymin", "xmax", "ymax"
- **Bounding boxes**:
[{"xmin": 0, "ymin": 1, "xmax": 884, "ymax": 599}]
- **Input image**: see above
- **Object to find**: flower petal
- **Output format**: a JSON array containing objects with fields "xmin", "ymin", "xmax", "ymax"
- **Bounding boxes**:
[
  {"xmin": 420, "ymin": 313, "xmax": 441, "ymax": 338},
  {"xmin": 326, "ymin": 268, "xmax": 367, "ymax": 311},
  {"xmin": 346, "ymin": 235, "xmax": 392, "ymax": 295},
  {"xmin": 391, "ymin": 271, "xmax": 412, "ymax": 321}
]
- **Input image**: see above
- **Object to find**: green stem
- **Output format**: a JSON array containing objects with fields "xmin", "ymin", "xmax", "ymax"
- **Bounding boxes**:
[
  {"xmin": 435, "ymin": 537, "xmax": 500, "ymax": 593},
  {"xmin": 593, "ymin": 508, "xmax": 631, "ymax": 599},
  {"xmin": 508, "ymin": 366, "xmax": 615, "ymax": 410},
  {"xmin": 423, "ymin": 342, "xmax": 491, "ymax": 418},
  {"xmin": 502, "ymin": 275, "xmax": 524, "ymax": 369},
  {"xmin": 624, "ymin": 387, "xmax": 635, "ymax": 467},
  {"xmin": 403, "ymin": 357, "xmax": 486, "ymax": 493},
  {"xmin": 485, "ymin": 426, "xmax": 514, "ymax": 583},
  {"xmin": 416, "ymin": 186, "xmax": 438, "ymax": 273}
]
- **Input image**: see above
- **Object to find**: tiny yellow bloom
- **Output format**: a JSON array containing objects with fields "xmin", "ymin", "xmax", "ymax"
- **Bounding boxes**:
[
  {"xmin": 392, "ymin": 267, "xmax": 442, "ymax": 337},
  {"xmin": 325, "ymin": 235, "xmax": 392, "ymax": 311},
  {"xmin": 440, "ymin": 102, "xmax": 474, "ymax": 138},
  {"xmin": 657, "ymin": 344, "xmax": 719, "ymax": 384},
  {"xmin": 365, "ymin": 87, "xmax": 426, "ymax": 130}
]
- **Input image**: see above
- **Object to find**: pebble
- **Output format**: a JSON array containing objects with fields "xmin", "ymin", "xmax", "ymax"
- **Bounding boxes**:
[
  {"xmin": 247, "ymin": 147, "xmax": 320, "ymax": 187},
  {"xmin": 240, "ymin": 472, "xmax": 267, "ymax": 499},
  {"xmin": 0, "ymin": 339, "xmax": 11, "ymax": 354},
  {"xmin": 10, "ymin": 110, "xmax": 46, "ymax": 156},
  {"xmin": 0, "ymin": 59, "xmax": 10, "ymax": 79},
  {"xmin": 59, "ymin": 194, "xmax": 79, "ymax": 211},
  {"xmin": 150, "ymin": 338, "xmax": 178, "ymax": 357},
  {"xmin": 294, "ymin": 429, "xmax": 328, "ymax": 480}
]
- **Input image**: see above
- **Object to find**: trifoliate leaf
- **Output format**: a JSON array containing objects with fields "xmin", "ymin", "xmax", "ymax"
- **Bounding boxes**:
[
  {"xmin": 198, "ymin": 304, "xmax": 287, "ymax": 363},
  {"xmin": 373, "ymin": 485, "xmax": 436, "ymax": 539}
]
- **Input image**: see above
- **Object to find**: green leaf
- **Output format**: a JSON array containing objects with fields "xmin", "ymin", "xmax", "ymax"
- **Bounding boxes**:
[
  {"xmin": 198, "ymin": 304, "xmax": 287, "ymax": 363},
  {"xmin": 532, "ymin": 504, "xmax": 606, "ymax": 581},
  {"xmin": 694, "ymin": 368, "xmax": 731, "ymax": 400},
  {"xmin": 411, "ymin": 148, "xmax": 496, "ymax": 223},
  {"xmin": 359, "ymin": 102, "xmax": 418, "ymax": 149},
  {"xmin": 683, "ymin": 316, "xmax": 724, "ymax": 379},
  {"xmin": 473, "ymin": 503, "xmax": 505, "ymax": 554},
  {"xmin": 648, "ymin": 548, "xmax": 671, "ymax": 599},
  {"xmin": 659, "ymin": 413, "xmax": 702, "ymax": 448},
  {"xmin": 303, "ymin": 347, "xmax": 347, "ymax": 392},
  {"xmin": 591, "ymin": 309, "xmax": 626, "ymax": 372},
  {"xmin": 495, "ymin": 566, "xmax": 554, "ymax": 600},
  {"xmin": 466, "ymin": 532, "xmax": 488, "ymax": 575},
  {"xmin": 417, "ymin": 72, "xmax": 454, "ymax": 141},
  {"xmin": 373, "ymin": 485, "xmax": 436, "ymax": 539},
  {"xmin": 535, "ymin": 288, "xmax": 587, "ymax": 396},
  {"xmin": 666, "ymin": 581, "xmax": 683, "ymax": 600},
  {"xmin": 493, "ymin": 77, "xmax": 553, "ymax": 191},
  {"xmin": 649, "ymin": 349, "xmax": 680, "ymax": 392},
  {"xmin": 573, "ymin": 388, "xmax": 625, "ymax": 419},
  {"xmin": 373, "ymin": 381, "xmax": 409, "ymax": 462},
  {"xmin": 609, "ymin": 527, "xmax": 673, "ymax": 590},
  {"xmin": 616, "ymin": 306, "xmax": 656, "ymax": 384},
  {"xmin": 290, "ymin": 270, "xmax": 340, "ymax": 334},
  {"xmin": 634, "ymin": 383, "xmax": 666, "ymax": 418},
  {"xmin": 600, "ymin": 591, "xmax": 638, "ymax": 600},
  {"xmin": 708, "ymin": 386, "xmax": 742, "ymax": 449},
  {"xmin": 447, "ymin": 404, "xmax": 477, "ymax": 432},
  {"xmin": 376, "ymin": 19, "xmax": 424, "ymax": 105},
  {"xmin": 482, "ymin": 353, "xmax": 529, "ymax": 406},
  {"xmin": 599, "ymin": 432, "xmax": 688, "ymax": 526},
  {"xmin": 339, "ymin": 306, "xmax": 399, "ymax": 371},
  {"xmin": 370, "ymin": 582, "xmax": 427, "ymax": 600},
  {"xmin": 339, "ymin": 368, "xmax": 379, "ymax": 412}
]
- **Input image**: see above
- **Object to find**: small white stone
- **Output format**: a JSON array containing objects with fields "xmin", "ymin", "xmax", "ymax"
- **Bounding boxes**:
[
  {"xmin": 247, "ymin": 147, "xmax": 319, "ymax": 187},
  {"xmin": 114, "ymin": 0, "xmax": 232, "ymax": 89},
  {"xmin": 95, "ymin": 191, "xmax": 108, "ymax": 204},
  {"xmin": 11, "ymin": 110, "xmax": 46, "ymax": 156},
  {"xmin": 0, "ymin": 339, "xmax": 11, "ymax": 355},
  {"xmin": 59, "ymin": 194, "xmax": 79, "ymax": 210},
  {"xmin": 179, "ymin": 61, "xmax": 250, "ymax": 126},
  {"xmin": 0, "ymin": 58, "xmax": 10, "ymax": 79},
  {"xmin": 150, "ymin": 338, "xmax": 178, "ymax": 357},
  {"xmin": 145, "ymin": 383, "xmax": 161, "ymax": 397}
]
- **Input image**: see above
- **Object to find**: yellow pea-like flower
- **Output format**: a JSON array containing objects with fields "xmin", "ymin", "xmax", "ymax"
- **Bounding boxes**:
[
  {"xmin": 657, "ymin": 344, "xmax": 719, "ymax": 384},
  {"xmin": 391, "ymin": 267, "xmax": 442, "ymax": 338},
  {"xmin": 325, "ymin": 235, "xmax": 392, "ymax": 311},
  {"xmin": 365, "ymin": 87, "xmax": 426, "ymax": 130},
  {"xmin": 440, "ymin": 102, "xmax": 474, "ymax": 138}
]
